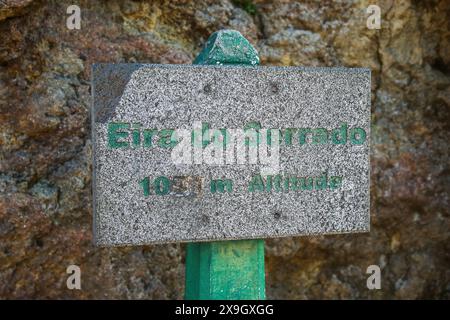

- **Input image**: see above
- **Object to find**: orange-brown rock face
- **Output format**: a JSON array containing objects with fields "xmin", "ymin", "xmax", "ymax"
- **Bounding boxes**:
[{"xmin": 0, "ymin": 0, "xmax": 449, "ymax": 299}]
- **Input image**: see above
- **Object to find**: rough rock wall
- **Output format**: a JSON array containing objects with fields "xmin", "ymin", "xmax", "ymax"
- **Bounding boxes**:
[{"xmin": 0, "ymin": 0, "xmax": 449, "ymax": 299}]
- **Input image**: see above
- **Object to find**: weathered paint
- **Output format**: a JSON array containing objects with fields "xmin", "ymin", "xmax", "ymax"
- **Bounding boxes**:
[{"xmin": 185, "ymin": 240, "xmax": 265, "ymax": 299}]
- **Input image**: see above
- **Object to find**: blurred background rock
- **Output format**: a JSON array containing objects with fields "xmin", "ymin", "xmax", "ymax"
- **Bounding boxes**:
[{"xmin": 0, "ymin": 0, "xmax": 449, "ymax": 299}]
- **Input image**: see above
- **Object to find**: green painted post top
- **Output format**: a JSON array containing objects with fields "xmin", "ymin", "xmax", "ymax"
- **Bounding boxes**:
[
  {"xmin": 185, "ymin": 29, "xmax": 265, "ymax": 300},
  {"xmin": 193, "ymin": 29, "xmax": 260, "ymax": 66}
]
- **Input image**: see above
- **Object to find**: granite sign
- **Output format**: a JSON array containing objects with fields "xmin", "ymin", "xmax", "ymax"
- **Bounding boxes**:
[{"xmin": 92, "ymin": 64, "xmax": 371, "ymax": 246}]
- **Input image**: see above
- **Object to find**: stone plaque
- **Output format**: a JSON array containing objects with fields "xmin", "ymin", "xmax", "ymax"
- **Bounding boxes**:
[{"xmin": 92, "ymin": 64, "xmax": 371, "ymax": 246}]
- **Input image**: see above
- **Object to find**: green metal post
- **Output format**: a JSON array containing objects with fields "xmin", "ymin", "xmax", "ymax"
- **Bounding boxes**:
[{"xmin": 184, "ymin": 30, "xmax": 265, "ymax": 300}]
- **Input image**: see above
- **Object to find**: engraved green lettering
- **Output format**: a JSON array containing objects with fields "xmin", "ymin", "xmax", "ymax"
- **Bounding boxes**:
[
  {"xmin": 140, "ymin": 176, "xmax": 150, "ymax": 197},
  {"xmin": 143, "ymin": 129, "xmax": 157, "ymax": 147},
  {"xmin": 298, "ymin": 128, "xmax": 312, "ymax": 145},
  {"xmin": 331, "ymin": 123, "xmax": 348, "ymax": 145},
  {"xmin": 158, "ymin": 129, "xmax": 177, "ymax": 149},
  {"xmin": 248, "ymin": 174, "xmax": 264, "ymax": 192},
  {"xmin": 329, "ymin": 176, "xmax": 343, "ymax": 189},
  {"xmin": 210, "ymin": 179, "xmax": 233, "ymax": 193},
  {"xmin": 154, "ymin": 176, "xmax": 170, "ymax": 195},
  {"xmin": 350, "ymin": 127, "xmax": 366, "ymax": 145},
  {"xmin": 108, "ymin": 122, "xmax": 130, "ymax": 149},
  {"xmin": 312, "ymin": 128, "xmax": 328, "ymax": 144}
]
